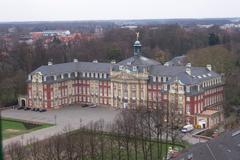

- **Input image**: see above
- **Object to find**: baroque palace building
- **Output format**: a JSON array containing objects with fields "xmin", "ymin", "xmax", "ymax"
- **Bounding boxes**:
[{"xmin": 19, "ymin": 36, "xmax": 224, "ymax": 128}]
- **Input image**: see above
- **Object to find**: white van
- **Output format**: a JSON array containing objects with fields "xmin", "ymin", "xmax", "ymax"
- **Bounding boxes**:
[{"xmin": 181, "ymin": 124, "xmax": 194, "ymax": 133}]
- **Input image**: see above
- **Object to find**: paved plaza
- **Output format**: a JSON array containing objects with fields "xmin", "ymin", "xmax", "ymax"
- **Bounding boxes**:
[
  {"xmin": 2, "ymin": 105, "xmax": 120, "ymax": 147},
  {"xmin": 2, "ymin": 105, "xmax": 205, "ymax": 147}
]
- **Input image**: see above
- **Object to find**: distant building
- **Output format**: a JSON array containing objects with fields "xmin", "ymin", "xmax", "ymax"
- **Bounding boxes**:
[
  {"xmin": 20, "ymin": 35, "xmax": 224, "ymax": 128},
  {"xmin": 173, "ymin": 129, "xmax": 240, "ymax": 160},
  {"xmin": 30, "ymin": 32, "xmax": 44, "ymax": 41},
  {"xmin": 197, "ymin": 24, "xmax": 214, "ymax": 29},
  {"xmin": 42, "ymin": 30, "xmax": 71, "ymax": 37},
  {"xmin": 18, "ymin": 35, "xmax": 33, "ymax": 45}
]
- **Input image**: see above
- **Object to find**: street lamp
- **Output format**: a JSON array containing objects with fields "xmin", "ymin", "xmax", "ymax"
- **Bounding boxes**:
[{"xmin": 54, "ymin": 115, "xmax": 57, "ymax": 125}]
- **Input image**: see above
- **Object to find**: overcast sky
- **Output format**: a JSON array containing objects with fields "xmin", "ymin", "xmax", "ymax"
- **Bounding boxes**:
[{"xmin": 1, "ymin": 0, "xmax": 240, "ymax": 22}]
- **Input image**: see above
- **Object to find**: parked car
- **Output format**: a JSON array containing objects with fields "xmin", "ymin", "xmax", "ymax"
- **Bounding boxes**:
[
  {"xmin": 35, "ymin": 108, "xmax": 40, "ymax": 112},
  {"xmin": 17, "ymin": 106, "xmax": 24, "ymax": 110},
  {"xmin": 81, "ymin": 104, "xmax": 89, "ymax": 107},
  {"xmin": 90, "ymin": 104, "xmax": 97, "ymax": 108},
  {"xmin": 39, "ymin": 109, "xmax": 47, "ymax": 112},
  {"xmin": 31, "ymin": 108, "xmax": 36, "ymax": 111},
  {"xmin": 181, "ymin": 124, "xmax": 194, "ymax": 133},
  {"xmin": 24, "ymin": 107, "xmax": 31, "ymax": 111}
]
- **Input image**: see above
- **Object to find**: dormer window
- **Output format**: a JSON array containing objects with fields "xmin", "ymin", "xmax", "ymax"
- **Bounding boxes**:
[
  {"xmin": 119, "ymin": 65, "xmax": 124, "ymax": 70},
  {"xmin": 163, "ymin": 76, "xmax": 166, "ymax": 82},
  {"xmin": 133, "ymin": 66, "xmax": 137, "ymax": 72},
  {"xmin": 95, "ymin": 73, "xmax": 98, "ymax": 78},
  {"xmin": 104, "ymin": 73, "xmax": 107, "ymax": 79},
  {"xmin": 127, "ymin": 62, "xmax": 131, "ymax": 65}
]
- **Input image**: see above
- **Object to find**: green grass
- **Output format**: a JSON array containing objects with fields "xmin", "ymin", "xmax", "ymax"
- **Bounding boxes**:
[{"xmin": 1, "ymin": 118, "xmax": 53, "ymax": 139}]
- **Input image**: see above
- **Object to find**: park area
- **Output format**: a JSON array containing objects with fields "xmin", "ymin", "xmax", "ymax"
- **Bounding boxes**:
[{"xmin": 2, "ymin": 118, "xmax": 52, "ymax": 139}]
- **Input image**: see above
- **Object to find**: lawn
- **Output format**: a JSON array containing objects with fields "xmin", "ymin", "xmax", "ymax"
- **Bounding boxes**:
[{"xmin": 1, "ymin": 118, "xmax": 52, "ymax": 139}]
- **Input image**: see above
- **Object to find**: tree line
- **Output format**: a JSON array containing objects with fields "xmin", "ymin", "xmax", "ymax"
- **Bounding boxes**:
[{"xmin": 0, "ymin": 24, "xmax": 239, "ymax": 108}]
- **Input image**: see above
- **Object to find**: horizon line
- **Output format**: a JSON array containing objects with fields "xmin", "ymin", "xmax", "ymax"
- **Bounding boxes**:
[{"xmin": 0, "ymin": 17, "xmax": 240, "ymax": 24}]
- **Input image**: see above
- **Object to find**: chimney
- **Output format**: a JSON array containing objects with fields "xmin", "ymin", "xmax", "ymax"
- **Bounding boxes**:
[
  {"xmin": 206, "ymin": 64, "xmax": 212, "ymax": 71},
  {"xmin": 73, "ymin": 58, "xmax": 78, "ymax": 62},
  {"xmin": 186, "ymin": 63, "xmax": 191, "ymax": 68},
  {"xmin": 111, "ymin": 60, "xmax": 116, "ymax": 64},
  {"xmin": 164, "ymin": 62, "xmax": 170, "ymax": 66},
  {"xmin": 93, "ymin": 60, "xmax": 98, "ymax": 63},
  {"xmin": 186, "ymin": 67, "xmax": 191, "ymax": 75},
  {"xmin": 48, "ymin": 61, "xmax": 53, "ymax": 66}
]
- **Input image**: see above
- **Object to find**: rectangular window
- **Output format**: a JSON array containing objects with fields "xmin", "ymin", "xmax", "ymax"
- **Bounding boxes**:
[
  {"xmin": 186, "ymin": 104, "xmax": 190, "ymax": 114},
  {"xmin": 164, "ymin": 84, "xmax": 167, "ymax": 91},
  {"xmin": 186, "ymin": 86, "xmax": 190, "ymax": 92},
  {"xmin": 163, "ymin": 95, "xmax": 167, "ymax": 100}
]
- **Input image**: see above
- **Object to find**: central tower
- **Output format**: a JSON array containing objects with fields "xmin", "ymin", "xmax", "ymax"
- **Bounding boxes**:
[{"xmin": 133, "ymin": 32, "xmax": 142, "ymax": 56}]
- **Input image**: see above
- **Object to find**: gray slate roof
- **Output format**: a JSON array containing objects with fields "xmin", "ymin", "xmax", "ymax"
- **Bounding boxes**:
[
  {"xmin": 31, "ymin": 61, "xmax": 111, "ymax": 76},
  {"xmin": 117, "ymin": 55, "xmax": 161, "ymax": 66},
  {"xmin": 30, "ymin": 56, "xmax": 221, "ymax": 86},
  {"xmin": 174, "ymin": 129, "xmax": 240, "ymax": 160},
  {"xmin": 165, "ymin": 55, "xmax": 187, "ymax": 66},
  {"xmin": 150, "ymin": 65, "xmax": 220, "ymax": 85}
]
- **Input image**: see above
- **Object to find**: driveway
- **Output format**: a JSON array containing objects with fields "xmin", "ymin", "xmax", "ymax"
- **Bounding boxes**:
[
  {"xmin": 2, "ymin": 105, "xmax": 120, "ymax": 147},
  {"xmin": 182, "ymin": 129, "xmax": 208, "ymax": 144}
]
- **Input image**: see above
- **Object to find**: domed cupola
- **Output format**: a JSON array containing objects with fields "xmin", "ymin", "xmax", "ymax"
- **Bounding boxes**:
[{"xmin": 133, "ymin": 32, "xmax": 142, "ymax": 56}]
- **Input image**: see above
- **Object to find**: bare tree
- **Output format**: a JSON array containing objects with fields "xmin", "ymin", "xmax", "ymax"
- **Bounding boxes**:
[{"xmin": 6, "ymin": 142, "xmax": 26, "ymax": 160}]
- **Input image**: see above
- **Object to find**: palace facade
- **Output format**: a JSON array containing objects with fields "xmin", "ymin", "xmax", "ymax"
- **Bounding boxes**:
[{"xmin": 20, "ymin": 37, "xmax": 224, "ymax": 128}]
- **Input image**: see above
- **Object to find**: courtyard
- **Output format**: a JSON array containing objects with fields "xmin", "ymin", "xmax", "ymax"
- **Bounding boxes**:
[
  {"xmin": 2, "ymin": 105, "xmax": 119, "ymax": 146},
  {"xmin": 2, "ymin": 105, "xmax": 203, "ymax": 147}
]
